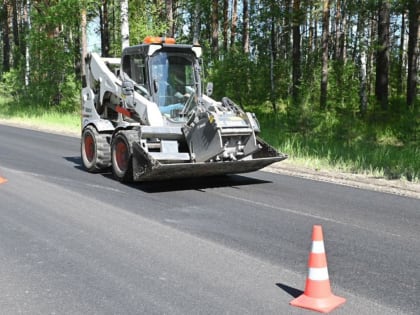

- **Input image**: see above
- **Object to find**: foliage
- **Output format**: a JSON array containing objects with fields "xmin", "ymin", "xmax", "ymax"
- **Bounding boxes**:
[
  {"xmin": 208, "ymin": 49, "xmax": 256, "ymax": 106},
  {"xmin": 0, "ymin": 0, "xmax": 81, "ymax": 112},
  {"xmin": 258, "ymin": 99, "xmax": 420, "ymax": 182},
  {"xmin": 130, "ymin": 1, "xmax": 168, "ymax": 42}
]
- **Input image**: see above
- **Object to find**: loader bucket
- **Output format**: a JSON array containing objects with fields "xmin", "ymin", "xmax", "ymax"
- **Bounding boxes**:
[{"xmin": 131, "ymin": 139, "xmax": 287, "ymax": 182}]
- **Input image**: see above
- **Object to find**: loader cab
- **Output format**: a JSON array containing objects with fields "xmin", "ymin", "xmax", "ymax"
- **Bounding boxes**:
[{"xmin": 121, "ymin": 37, "xmax": 203, "ymax": 121}]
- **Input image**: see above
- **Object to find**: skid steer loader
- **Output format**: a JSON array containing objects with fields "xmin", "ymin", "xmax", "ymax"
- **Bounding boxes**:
[{"xmin": 81, "ymin": 36, "xmax": 286, "ymax": 182}]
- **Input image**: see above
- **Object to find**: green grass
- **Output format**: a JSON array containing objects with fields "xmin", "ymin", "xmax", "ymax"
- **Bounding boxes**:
[
  {"xmin": 258, "ymin": 111, "xmax": 420, "ymax": 183},
  {"xmin": 0, "ymin": 97, "xmax": 80, "ymax": 133}
]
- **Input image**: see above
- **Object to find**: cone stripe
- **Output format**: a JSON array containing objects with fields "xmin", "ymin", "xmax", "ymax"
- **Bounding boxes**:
[
  {"xmin": 311, "ymin": 240, "xmax": 325, "ymax": 253},
  {"xmin": 308, "ymin": 267, "xmax": 329, "ymax": 281}
]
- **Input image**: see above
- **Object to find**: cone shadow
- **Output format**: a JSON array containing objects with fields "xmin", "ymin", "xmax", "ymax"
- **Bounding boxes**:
[{"xmin": 276, "ymin": 283, "xmax": 303, "ymax": 298}]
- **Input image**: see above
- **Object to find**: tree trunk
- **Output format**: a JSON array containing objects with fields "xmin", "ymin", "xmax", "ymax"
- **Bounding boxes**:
[
  {"xmin": 270, "ymin": 19, "xmax": 277, "ymax": 112},
  {"xmin": 81, "ymin": 5, "xmax": 87, "ymax": 87},
  {"xmin": 230, "ymin": 0, "xmax": 237, "ymax": 49},
  {"xmin": 368, "ymin": 12, "xmax": 377, "ymax": 96},
  {"xmin": 24, "ymin": 0, "xmax": 31, "ymax": 86},
  {"xmin": 120, "ymin": 0, "xmax": 129, "ymax": 50},
  {"xmin": 165, "ymin": 0, "xmax": 174, "ymax": 37},
  {"xmin": 292, "ymin": 0, "xmax": 301, "ymax": 102},
  {"xmin": 211, "ymin": 0, "xmax": 218, "ymax": 57},
  {"xmin": 2, "ymin": 0, "xmax": 11, "ymax": 72},
  {"xmin": 12, "ymin": 0, "xmax": 19, "ymax": 51},
  {"xmin": 341, "ymin": 3, "xmax": 348, "ymax": 63},
  {"xmin": 357, "ymin": 8, "xmax": 368, "ymax": 115},
  {"xmin": 192, "ymin": 2, "xmax": 201, "ymax": 45},
  {"xmin": 359, "ymin": 50, "xmax": 368, "ymax": 115},
  {"xmin": 334, "ymin": 0, "xmax": 341, "ymax": 60},
  {"xmin": 308, "ymin": 11, "xmax": 314, "ymax": 54},
  {"xmin": 397, "ymin": 12, "xmax": 406, "ymax": 95},
  {"xmin": 406, "ymin": 0, "xmax": 420, "ymax": 108},
  {"xmin": 306, "ymin": 0, "xmax": 316, "ymax": 80},
  {"xmin": 320, "ymin": 0, "xmax": 330, "ymax": 109},
  {"xmin": 375, "ymin": 0, "xmax": 390, "ymax": 111},
  {"xmin": 101, "ymin": 0, "xmax": 110, "ymax": 57},
  {"xmin": 243, "ymin": 0, "xmax": 249, "ymax": 54},
  {"xmin": 283, "ymin": 0, "xmax": 291, "ymax": 60},
  {"xmin": 154, "ymin": 0, "xmax": 165, "ymax": 23},
  {"xmin": 222, "ymin": 0, "xmax": 228, "ymax": 51},
  {"xmin": 313, "ymin": 7, "xmax": 318, "ymax": 52}
]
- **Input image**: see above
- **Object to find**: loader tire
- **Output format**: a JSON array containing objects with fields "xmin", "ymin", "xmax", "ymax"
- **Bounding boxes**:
[
  {"xmin": 111, "ymin": 130, "xmax": 137, "ymax": 182},
  {"xmin": 81, "ymin": 126, "xmax": 111, "ymax": 172}
]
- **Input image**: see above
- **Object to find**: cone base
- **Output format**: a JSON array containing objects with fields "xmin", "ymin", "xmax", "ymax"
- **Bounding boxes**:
[{"xmin": 290, "ymin": 293, "xmax": 346, "ymax": 313}]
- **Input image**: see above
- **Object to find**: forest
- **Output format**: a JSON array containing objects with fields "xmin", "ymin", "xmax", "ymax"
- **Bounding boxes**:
[{"xmin": 0, "ymin": 0, "xmax": 419, "ymax": 181}]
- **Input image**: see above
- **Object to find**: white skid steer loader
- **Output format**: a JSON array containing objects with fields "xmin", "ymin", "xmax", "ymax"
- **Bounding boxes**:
[{"xmin": 81, "ymin": 36, "xmax": 287, "ymax": 182}]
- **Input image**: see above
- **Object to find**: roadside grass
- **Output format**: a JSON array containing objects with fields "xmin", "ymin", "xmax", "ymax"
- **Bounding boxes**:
[
  {"xmin": 258, "ymin": 110, "xmax": 420, "ymax": 183},
  {"xmin": 0, "ymin": 97, "xmax": 80, "ymax": 133}
]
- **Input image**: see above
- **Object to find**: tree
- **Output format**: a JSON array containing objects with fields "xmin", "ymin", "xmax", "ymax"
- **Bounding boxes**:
[
  {"xmin": 320, "ymin": 0, "xmax": 330, "ymax": 109},
  {"xmin": 211, "ymin": 0, "xmax": 218, "ymax": 57},
  {"xmin": 230, "ymin": 0, "xmax": 237, "ymax": 49},
  {"xmin": 24, "ymin": 0, "xmax": 31, "ymax": 86},
  {"xmin": 375, "ymin": 0, "xmax": 390, "ymax": 111},
  {"xmin": 192, "ymin": 1, "xmax": 201, "ymax": 44},
  {"xmin": 334, "ymin": 0, "xmax": 346, "ymax": 62},
  {"xmin": 406, "ymin": 0, "xmax": 420, "ymax": 108},
  {"xmin": 81, "ymin": 3, "xmax": 87, "ymax": 82},
  {"xmin": 165, "ymin": 0, "xmax": 174, "ymax": 37},
  {"xmin": 11, "ymin": 0, "xmax": 19, "ymax": 66},
  {"xmin": 222, "ymin": 0, "xmax": 228, "ymax": 51},
  {"xmin": 292, "ymin": 0, "xmax": 301, "ymax": 103},
  {"xmin": 243, "ymin": 0, "xmax": 249, "ymax": 54},
  {"xmin": 100, "ymin": 0, "xmax": 110, "ymax": 57},
  {"xmin": 121, "ymin": 0, "xmax": 129, "ymax": 49},
  {"xmin": 2, "ymin": 0, "xmax": 11, "ymax": 72},
  {"xmin": 397, "ymin": 9, "xmax": 406, "ymax": 94},
  {"xmin": 357, "ymin": 2, "xmax": 368, "ymax": 115}
]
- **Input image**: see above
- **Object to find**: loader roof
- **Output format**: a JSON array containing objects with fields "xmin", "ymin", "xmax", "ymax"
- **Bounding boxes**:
[{"xmin": 122, "ymin": 43, "xmax": 202, "ymax": 58}]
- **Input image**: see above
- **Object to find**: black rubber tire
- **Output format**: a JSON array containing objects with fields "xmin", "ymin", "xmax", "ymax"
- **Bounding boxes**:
[
  {"xmin": 81, "ymin": 126, "xmax": 111, "ymax": 172},
  {"xmin": 111, "ymin": 130, "xmax": 138, "ymax": 182}
]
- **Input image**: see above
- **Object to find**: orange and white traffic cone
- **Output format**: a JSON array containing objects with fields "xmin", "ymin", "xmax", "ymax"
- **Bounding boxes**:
[{"xmin": 290, "ymin": 225, "xmax": 346, "ymax": 313}]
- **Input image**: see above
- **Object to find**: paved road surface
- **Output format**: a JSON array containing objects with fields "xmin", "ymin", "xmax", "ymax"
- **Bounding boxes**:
[{"xmin": 0, "ymin": 124, "xmax": 418, "ymax": 314}]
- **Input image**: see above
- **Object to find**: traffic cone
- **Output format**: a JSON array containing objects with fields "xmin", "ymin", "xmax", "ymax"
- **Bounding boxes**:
[
  {"xmin": 290, "ymin": 225, "xmax": 346, "ymax": 313},
  {"xmin": 0, "ymin": 176, "xmax": 7, "ymax": 184}
]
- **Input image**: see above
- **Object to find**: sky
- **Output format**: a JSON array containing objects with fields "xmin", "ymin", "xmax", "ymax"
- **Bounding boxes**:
[{"xmin": 87, "ymin": 17, "xmax": 101, "ymax": 53}]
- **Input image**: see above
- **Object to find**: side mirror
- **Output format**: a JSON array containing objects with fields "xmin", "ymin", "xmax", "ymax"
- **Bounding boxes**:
[
  {"xmin": 122, "ymin": 80, "xmax": 134, "ymax": 96},
  {"xmin": 206, "ymin": 82, "xmax": 213, "ymax": 97}
]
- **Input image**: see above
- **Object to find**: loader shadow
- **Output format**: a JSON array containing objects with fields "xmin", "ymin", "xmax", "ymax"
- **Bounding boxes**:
[
  {"xmin": 63, "ymin": 156, "xmax": 271, "ymax": 192},
  {"xmin": 131, "ymin": 174, "xmax": 270, "ymax": 193},
  {"xmin": 276, "ymin": 283, "xmax": 303, "ymax": 298},
  {"xmin": 64, "ymin": 156, "xmax": 85, "ymax": 171},
  {"xmin": 64, "ymin": 156, "xmax": 113, "ymax": 175}
]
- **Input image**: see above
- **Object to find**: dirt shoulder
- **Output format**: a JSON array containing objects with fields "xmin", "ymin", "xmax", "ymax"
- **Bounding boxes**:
[
  {"xmin": 0, "ymin": 118, "xmax": 80, "ymax": 138},
  {"xmin": 264, "ymin": 160, "xmax": 420, "ymax": 200},
  {"xmin": 1, "ymin": 119, "xmax": 419, "ymax": 200}
]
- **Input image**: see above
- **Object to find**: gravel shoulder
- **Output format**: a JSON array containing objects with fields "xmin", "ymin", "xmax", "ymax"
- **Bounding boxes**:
[
  {"xmin": 265, "ymin": 161, "xmax": 420, "ymax": 199},
  {"xmin": 1, "ymin": 118, "xmax": 419, "ymax": 200}
]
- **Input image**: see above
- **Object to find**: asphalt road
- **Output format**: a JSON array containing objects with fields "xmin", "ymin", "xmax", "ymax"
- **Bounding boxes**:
[{"xmin": 0, "ymin": 124, "xmax": 418, "ymax": 314}]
